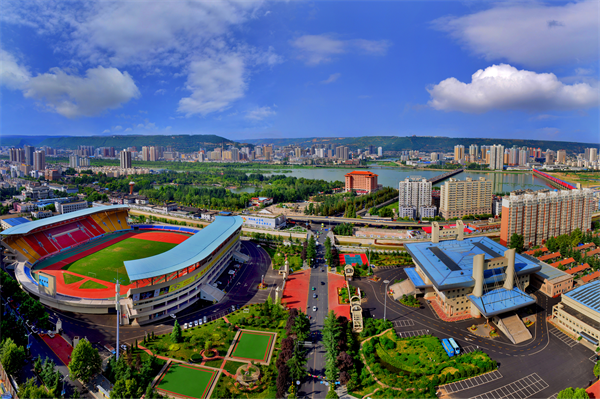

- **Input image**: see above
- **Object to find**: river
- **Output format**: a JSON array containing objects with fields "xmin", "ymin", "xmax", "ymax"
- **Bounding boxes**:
[{"xmin": 260, "ymin": 167, "xmax": 551, "ymax": 192}]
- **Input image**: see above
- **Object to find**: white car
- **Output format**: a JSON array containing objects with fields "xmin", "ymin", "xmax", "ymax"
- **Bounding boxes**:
[
  {"xmin": 183, "ymin": 323, "xmax": 188, "ymax": 329},
  {"xmin": 312, "ymin": 306, "xmax": 317, "ymax": 312},
  {"xmin": 194, "ymin": 320, "xmax": 199, "ymax": 327},
  {"xmin": 170, "ymin": 314, "xmax": 176, "ymax": 319},
  {"xmin": 199, "ymin": 320, "xmax": 203, "ymax": 325}
]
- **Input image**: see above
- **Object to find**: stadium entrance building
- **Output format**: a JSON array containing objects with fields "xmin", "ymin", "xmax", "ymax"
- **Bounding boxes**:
[
  {"xmin": 1, "ymin": 206, "xmax": 244, "ymax": 325},
  {"xmin": 404, "ymin": 236, "xmax": 541, "ymax": 319}
]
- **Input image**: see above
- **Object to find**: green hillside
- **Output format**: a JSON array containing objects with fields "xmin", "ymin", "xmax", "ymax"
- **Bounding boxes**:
[{"xmin": 243, "ymin": 136, "xmax": 598, "ymax": 154}]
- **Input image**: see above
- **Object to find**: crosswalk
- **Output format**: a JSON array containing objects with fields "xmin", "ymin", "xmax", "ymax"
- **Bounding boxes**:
[{"xmin": 397, "ymin": 329, "xmax": 427, "ymax": 338}]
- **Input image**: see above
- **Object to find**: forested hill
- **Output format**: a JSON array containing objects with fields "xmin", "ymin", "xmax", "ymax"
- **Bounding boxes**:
[
  {"xmin": 243, "ymin": 136, "xmax": 598, "ymax": 154},
  {"xmin": 1, "ymin": 135, "xmax": 249, "ymax": 152}
]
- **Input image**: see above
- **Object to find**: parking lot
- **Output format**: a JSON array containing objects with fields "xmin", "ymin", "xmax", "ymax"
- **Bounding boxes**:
[
  {"xmin": 550, "ymin": 327, "xmax": 579, "ymax": 347},
  {"xmin": 469, "ymin": 373, "xmax": 549, "ymax": 399},
  {"xmin": 211, "ymin": 261, "xmax": 242, "ymax": 291},
  {"xmin": 441, "ymin": 370, "xmax": 503, "ymax": 395},
  {"xmin": 393, "ymin": 319, "xmax": 415, "ymax": 327}
]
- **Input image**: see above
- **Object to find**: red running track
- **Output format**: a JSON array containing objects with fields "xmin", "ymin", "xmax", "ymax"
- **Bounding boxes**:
[
  {"xmin": 40, "ymin": 334, "xmax": 73, "ymax": 367},
  {"xmin": 327, "ymin": 273, "xmax": 351, "ymax": 320},
  {"xmin": 129, "ymin": 231, "xmax": 189, "ymax": 244},
  {"xmin": 282, "ymin": 269, "xmax": 311, "ymax": 312}
]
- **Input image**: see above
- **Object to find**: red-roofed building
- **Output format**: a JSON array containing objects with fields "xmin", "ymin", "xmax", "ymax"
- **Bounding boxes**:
[
  {"xmin": 573, "ymin": 243, "xmax": 596, "ymax": 253},
  {"xmin": 586, "ymin": 248, "xmax": 600, "ymax": 258},
  {"xmin": 551, "ymin": 257, "xmax": 576, "ymax": 268},
  {"xmin": 344, "ymin": 171, "xmax": 380, "ymax": 194},
  {"xmin": 524, "ymin": 246, "xmax": 548, "ymax": 256},
  {"xmin": 538, "ymin": 252, "xmax": 562, "ymax": 262},
  {"xmin": 582, "ymin": 270, "xmax": 600, "ymax": 284},
  {"xmin": 587, "ymin": 379, "xmax": 599, "ymax": 399},
  {"xmin": 564, "ymin": 263, "xmax": 590, "ymax": 276}
]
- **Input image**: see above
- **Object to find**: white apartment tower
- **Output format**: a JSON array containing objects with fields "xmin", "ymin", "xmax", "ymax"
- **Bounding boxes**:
[
  {"xmin": 120, "ymin": 150, "xmax": 132, "ymax": 169},
  {"xmin": 398, "ymin": 177, "xmax": 434, "ymax": 219},
  {"xmin": 489, "ymin": 144, "xmax": 505, "ymax": 170}
]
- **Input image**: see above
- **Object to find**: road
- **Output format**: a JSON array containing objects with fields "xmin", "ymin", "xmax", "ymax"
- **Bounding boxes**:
[
  {"xmin": 299, "ymin": 225, "xmax": 331, "ymax": 399},
  {"xmin": 353, "ymin": 267, "xmax": 597, "ymax": 397}
]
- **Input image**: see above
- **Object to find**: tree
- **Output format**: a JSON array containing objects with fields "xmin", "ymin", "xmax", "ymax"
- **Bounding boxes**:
[
  {"xmin": 18, "ymin": 378, "xmax": 49, "ymax": 399},
  {"xmin": 287, "ymin": 354, "xmax": 306, "ymax": 383},
  {"xmin": 509, "ymin": 233, "xmax": 524, "ymax": 253},
  {"xmin": 69, "ymin": 338, "xmax": 102, "ymax": 383},
  {"xmin": 0, "ymin": 338, "xmax": 26, "ymax": 377},
  {"xmin": 557, "ymin": 387, "xmax": 589, "ymax": 399},
  {"xmin": 171, "ymin": 320, "xmax": 182, "ymax": 343},
  {"xmin": 595, "ymin": 361, "xmax": 600, "ymax": 378},
  {"xmin": 326, "ymin": 386, "xmax": 339, "ymax": 399}
]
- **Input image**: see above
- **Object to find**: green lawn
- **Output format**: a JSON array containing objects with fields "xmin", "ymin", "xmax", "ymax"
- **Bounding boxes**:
[
  {"xmin": 204, "ymin": 358, "xmax": 224, "ymax": 368},
  {"xmin": 79, "ymin": 280, "xmax": 108, "ymax": 289},
  {"xmin": 232, "ymin": 332, "xmax": 274, "ymax": 362},
  {"xmin": 223, "ymin": 360, "xmax": 246, "ymax": 375},
  {"xmin": 63, "ymin": 274, "xmax": 84, "ymax": 285},
  {"xmin": 61, "ymin": 237, "xmax": 178, "ymax": 285},
  {"xmin": 158, "ymin": 363, "xmax": 217, "ymax": 399}
]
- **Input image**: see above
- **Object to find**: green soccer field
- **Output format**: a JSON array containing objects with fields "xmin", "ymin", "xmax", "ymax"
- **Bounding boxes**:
[
  {"xmin": 231, "ymin": 332, "xmax": 274, "ymax": 362},
  {"xmin": 61, "ymin": 237, "xmax": 178, "ymax": 286},
  {"xmin": 157, "ymin": 364, "xmax": 217, "ymax": 399}
]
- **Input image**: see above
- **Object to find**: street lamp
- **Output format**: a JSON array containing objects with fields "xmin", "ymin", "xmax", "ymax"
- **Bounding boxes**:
[{"xmin": 383, "ymin": 280, "xmax": 390, "ymax": 321}]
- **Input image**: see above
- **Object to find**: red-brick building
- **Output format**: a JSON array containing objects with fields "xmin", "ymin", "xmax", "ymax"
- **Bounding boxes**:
[{"xmin": 344, "ymin": 171, "xmax": 380, "ymax": 194}]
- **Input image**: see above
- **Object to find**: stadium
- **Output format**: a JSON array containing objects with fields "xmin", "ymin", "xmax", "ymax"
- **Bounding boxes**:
[{"xmin": 1, "ymin": 205, "xmax": 245, "ymax": 325}]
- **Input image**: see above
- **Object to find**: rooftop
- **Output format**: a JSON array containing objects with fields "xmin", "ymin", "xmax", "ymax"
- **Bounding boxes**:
[
  {"xmin": 468, "ymin": 287, "xmax": 536, "ymax": 317},
  {"xmin": 582, "ymin": 271, "xmax": 600, "ymax": 284},
  {"xmin": 2, "ymin": 217, "xmax": 31, "ymax": 227},
  {"xmin": 0, "ymin": 205, "xmax": 129, "ymax": 236},
  {"xmin": 404, "ymin": 237, "xmax": 541, "ymax": 291},
  {"xmin": 523, "ymin": 246, "xmax": 548, "ymax": 256},
  {"xmin": 564, "ymin": 263, "xmax": 590, "ymax": 275},
  {"xmin": 345, "ymin": 171, "xmax": 377, "ymax": 177},
  {"xmin": 124, "ymin": 216, "xmax": 243, "ymax": 281},
  {"xmin": 538, "ymin": 252, "xmax": 561, "ymax": 262},
  {"xmin": 564, "ymin": 280, "xmax": 600, "ymax": 314},
  {"xmin": 529, "ymin": 257, "xmax": 571, "ymax": 281}
]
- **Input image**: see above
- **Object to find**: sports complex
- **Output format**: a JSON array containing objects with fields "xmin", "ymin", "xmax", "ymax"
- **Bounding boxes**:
[{"xmin": 1, "ymin": 205, "xmax": 245, "ymax": 325}]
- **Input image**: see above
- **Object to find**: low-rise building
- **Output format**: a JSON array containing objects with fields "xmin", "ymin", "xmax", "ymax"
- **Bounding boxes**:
[
  {"xmin": 582, "ymin": 270, "xmax": 600, "ymax": 284},
  {"xmin": 44, "ymin": 169, "xmax": 61, "ymax": 181},
  {"xmin": 564, "ymin": 263, "xmax": 590, "ymax": 277},
  {"xmin": 586, "ymin": 248, "xmax": 600, "ymax": 259},
  {"xmin": 528, "ymin": 256, "xmax": 573, "ymax": 297},
  {"xmin": 57, "ymin": 201, "xmax": 88, "ymax": 214},
  {"xmin": 241, "ymin": 211, "xmax": 286, "ymax": 229},
  {"xmin": 550, "ymin": 257, "xmax": 575, "ymax": 269},
  {"xmin": 573, "ymin": 243, "xmax": 596, "ymax": 254},
  {"xmin": 523, "ymin": 246, "xmax": 548, "ymax": 256},
  {"xmin": 22, "ymin": 185, "xmax": 50, "ymax": 200},
  {"xmin": 31, "ymin": 210, "xmax": 53, "ymax": 219},
  {"xmin": 250, "ymin": 197, "xmax": 273, "ymax": 207},
  {"xmin": 13, "ymin": 202, "xmax": 37, "ymax": 213},
  {"xmin": 537, "ymin": 252, "xmax": 562, "ymax": 263},
  {"xmin": 552, "ymin": 281, "xmax": 600, "ymax": 346},
  {"xmin": 0, "ymin": 217, "xmax": 30, "ymax": 230}
]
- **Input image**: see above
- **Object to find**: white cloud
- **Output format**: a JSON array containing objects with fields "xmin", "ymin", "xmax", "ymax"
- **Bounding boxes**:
[
  {"xmin": 427, "ymin": 64, "xmax": 599, "ymax": 113},
  {"xmin": 155, "ymin": 89, "xmax": 166, "ymax": 95},
  {"xmin": 113, "ymin": 125, "xmax": 122, "ymax": 130},
  {"xmin": 321, "ymin": 73, "xmax": 341, "ymax": 84},
  {"xmin": 3, "ymin": 1, "xmax": 279, "ymax": 117},
  {"xmin": 1, "ymin": 49, "xmax": 140, "ymax": 118},
  {"xmin": 264, "ymin": 10, "xmax": 271, "ymax": 16},
  {"xmin": 245, "ymin": 106, "xmax": 276, "ymax": 121},
  {"xmin": 102, "ymin": 129, "xmax": 110, "ymax": 133},
  {"xmin": 0, "ymin": 48, "xmax": 30, "ymax": 90},
  {"xmin": 291, "ymin": 34, "xmax": 390, "ymax": 65},
  {"xmin": 124, "ymin": 127, "xmax": 132, "ymax": 132},
  {"xmin": 178, "ymin": 51, "xmax": 247, "ymax": 116},
  {"xmin": 575, "ymin": 68, "xmax": 593, "ymax": 76},
  {"xmin": 432, "ymin": 0, "xmax": 599, "ymax": 67}
]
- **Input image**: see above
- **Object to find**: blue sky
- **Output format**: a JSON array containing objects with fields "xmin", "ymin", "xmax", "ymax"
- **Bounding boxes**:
[{"xmin": 1, "ymin": 1, "xmax": 598, "ymax": 143}]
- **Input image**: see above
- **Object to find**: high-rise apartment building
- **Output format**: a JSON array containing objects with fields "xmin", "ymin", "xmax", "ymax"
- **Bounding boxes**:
[
  {"xmin": 545, "ymin": 151, "xmax": 555, "ymax": 165},
  {"xmin": 398, "ymin": 177, "xmax": 434, "ymax": 218},
  {"xmin": 149, "ymin": 146, "xmax": 158, "ymax": 161},
  {"xmin": 454, "ymin": 145, "xmax": 465, "ymax": 163},
  {"xmin": 23, "ymin": 145, "xmax": 35, "ymax": 166},
  {"xmin": 69, "ymin": 154, "xmax": 80, "ymax": 168},
  {"xmin": 557, "ymin": 150, "xmax": 566, "ymax": 164},
  {"xmin": 120, "ymin": 150, "xmax": 132, "ymax": 169},
  {"xmin": 508, "ymin": 147, "xmax": 519, "ymax": 166},
  {"xmin": 500, "ymin": 189, "xmax": 594, "ymax": 247},
  {"xmin": 589, "ymin": 148, "xmax": 598, "ymax": 163},
  {"xmin": 33, "ymin": 151, "xmax": 45, "ymax": 171},
  {"xmin": 9, "ymin": 148, "xmax": 25, "ymax": 163},
  {"xmin": 377, "ymin": 147, "xmax": 383, "ymax": 156},
  {"xmin": 430, "ymin": 152, "xmax": 439, "ymax": 161},
  {"xmin": 141, "ymin": 146, "xmax": 150, "ymax": 161},
  {"xmin": 488, "ymin": 144, "xmax": 504, "ymax": 170},
  {"xmin": 518, "ymin": 149, "xmax": 528, "ymax": 166},
  {"xmin": 469, "ymin": 144, "xmax": 478, "ymax": 158},
  {"xmin": 439, "ymin": 177, "xmax": 492, "ymax": 219},
  {"xmin": 294, "ymin": 147, "xmax": 302, "ymax": 158},
  {"xmin": 264, "ymin": 145, "xmax": 273, "ymax": 161}
]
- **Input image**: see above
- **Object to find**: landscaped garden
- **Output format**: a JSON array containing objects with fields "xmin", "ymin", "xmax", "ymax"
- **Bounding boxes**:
[
  {"xmin": 399, "ymin": 294, "xmax": 419, "ymax": 307},
  {"xmin": 156, "ymin": 363, "xmax": 218, "ymax": 399},
  {"xmin": 357, "ymin": 330, "xmax": 497, "ymax": 398},
  {"xmin": 339, "ymin": 285, "xmax": 365, "ymax": 304},
  {"xmin": 368, "ymin": 250, "xmax": 414, "ymax": 267},
  {"xmin": 268, "ymin": 244, "xmax": 304, "ymax": 270}
]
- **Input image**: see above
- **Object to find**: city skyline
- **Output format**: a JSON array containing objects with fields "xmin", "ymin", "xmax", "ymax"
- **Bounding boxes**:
[{"xmin": 1, "ymin": 1, "xmax": 598, "ymax": 142}]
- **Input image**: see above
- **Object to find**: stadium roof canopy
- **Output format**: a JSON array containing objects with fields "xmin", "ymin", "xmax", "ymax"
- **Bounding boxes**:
[
  {"xmin": 2, "ymin": 217, "xmax": 31, "ymax": 228},
  {"xmin": 0, "ymin": 205, "xmax": 129, "ymax": 236},
  {"xmin": 124, "ymin": 216, "xmax": 243, "ymax": 281}
]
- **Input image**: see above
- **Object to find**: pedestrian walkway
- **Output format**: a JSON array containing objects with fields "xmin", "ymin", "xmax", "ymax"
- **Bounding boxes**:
[
  {"xmin": 40, "ymin": 334, "xmax": 72, "ymax": 367},
  {"xmin": 328, "ymin": 272, "xmax": 351, "ymax": 319},
  {"xmin": 282, "ymin": 269, "xmax": 311, "ymax": 311}
]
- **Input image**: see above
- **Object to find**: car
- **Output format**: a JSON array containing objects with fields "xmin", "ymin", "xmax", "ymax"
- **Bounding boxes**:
[
  {"xmin": 321, "ymin": 281, "xmax": 325, "ymax": 285},
  {"xmin": 183, "ymin": 323, "xmax": 188, "ymax": 329},
  {"xmin": 121, "ymin": 344, "xmax": 127, "ymax": 351},
  {"xmin": 257, "ymin": 245, "xmax": 261, "ymax": 248},
  {"xmin": 194, "ymin": 320, "xmax": 198, "ymax": 327},
  {"xmin": 312, "ymin": 287, "xmax": 315, "ymax": 291},
  {"xmin": 231, "ymin": 305, "xmax": 235, "ymax": 311},
  {"xmin": 170, "ymin": 313, "xmax": 176, "ymax": 319},
  {"xmin": 312, "ymin": 306, "xmax": 317, "ymax": 312},
  {"xmin": 313, "ymin": 293, "xmax": 317, "ymax": 298},
  {"xmin": 48, "ymin": 332, "xmax": 55, "ymax": 338},
  {"xmin": 199, "ymin": 320, "xmax": 203, "ymax": 325},
  {"xmin": 203, "ymin": 316, "xmax": 207, "ymax": 323}
]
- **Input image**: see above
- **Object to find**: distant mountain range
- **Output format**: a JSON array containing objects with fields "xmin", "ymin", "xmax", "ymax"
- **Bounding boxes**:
[
  {"xmin": 1, "ymin": 134, "xmax": 597, "ymax": 154},
  {"xmin": 0, "ymin": 135, "xmax": 250, "ymax": 153},
  {"xmin": 243, "ymin": 136, "xmax": 598, "ymax": 154}
]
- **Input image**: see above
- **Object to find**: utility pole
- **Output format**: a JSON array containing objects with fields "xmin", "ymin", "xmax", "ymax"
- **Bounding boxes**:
[
  {"xmin": 383, "ymin": 280, "xmax": 390, "ymax": 321},
  {"xmin": 115, "ymin": 279, "xmax": 120, "ymax": 361}
]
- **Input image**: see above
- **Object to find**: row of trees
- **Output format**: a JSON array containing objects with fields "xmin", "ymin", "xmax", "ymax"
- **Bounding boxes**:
[
  {"xmin": 333, "ymin": 223, "xmax": 354, "ymax": 236},
  {"xmin": 276, "ymin": 308, "xmax": 310, "ymax": 398},
  {"xmin": 104, "ymin": 344, "xmax": 164, "ymax": 399},
  {"xmin": 324, "ymin": 237, "xmax": 339, "ymax": 269},
  {"xmin": 305, "ymin": 187, "xmax": 398, "ymax": 217},
  {"xmin": 0, "ymin": 271, "xmax": 51, "ymax": 329}
]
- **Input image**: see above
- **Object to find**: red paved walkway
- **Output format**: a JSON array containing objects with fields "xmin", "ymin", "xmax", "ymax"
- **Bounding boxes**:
[
  {"xmin": 41, "ymin": 334, "xmax": 72, "ymax": 366},
  {"xmin": 328, "ymin": 273, "xmax": 350, "ymax": 319},
  {"xmin": 282, "ymin": 270, "xmax": 311, "ymax": 312}
]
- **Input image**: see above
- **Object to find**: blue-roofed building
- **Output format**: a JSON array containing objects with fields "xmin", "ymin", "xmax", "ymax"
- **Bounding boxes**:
[
  {"xmin": 404, "ymin": 236, "xmax": 541, "ymax": 319},
  {"xmin": 552, "ymin": 281, "xmax": 600, "ymax": 346},
  {"xmin": 0, "ymin": 217, "xmax": 31, "ymax": 230}
]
